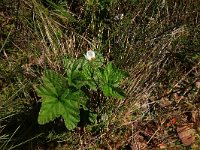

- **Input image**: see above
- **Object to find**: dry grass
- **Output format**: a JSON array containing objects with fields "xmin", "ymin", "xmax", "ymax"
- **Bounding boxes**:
[{"xmin": 0, "ymin": 0, "xmax": 200, "ymax": 149}]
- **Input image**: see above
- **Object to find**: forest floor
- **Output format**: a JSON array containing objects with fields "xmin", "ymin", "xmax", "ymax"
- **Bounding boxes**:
[{"xmin": 0, "ymin": 0, "xmax": 200, "ymax": 149}]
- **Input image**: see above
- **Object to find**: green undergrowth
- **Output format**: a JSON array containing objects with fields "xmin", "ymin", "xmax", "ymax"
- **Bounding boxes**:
[{"xmin": 0, "ymin": 0, "xmax": 200, "ymax": 149}]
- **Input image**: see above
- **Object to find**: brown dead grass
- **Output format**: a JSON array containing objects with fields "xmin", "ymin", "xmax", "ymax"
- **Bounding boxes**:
[{"xmin": 0, "ymin": 0, "xmax": 200, "ymax": 149}]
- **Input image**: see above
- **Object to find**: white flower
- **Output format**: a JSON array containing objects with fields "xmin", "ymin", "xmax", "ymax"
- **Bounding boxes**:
[{"xmin": 84, "ymin": 50, "xmax": 95, "ymax": 61}]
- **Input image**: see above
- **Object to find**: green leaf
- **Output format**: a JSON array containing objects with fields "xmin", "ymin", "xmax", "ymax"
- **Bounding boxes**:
[
  {"xmin": 101, "ymin": 84, "xmax": 111, "ymax": 96},
  {"xmin": 36, "ymin": 70, "xmax": 87, "ymax": 130},
  {"xmin": 101, "ymin": 84, "xmax": 125, "ymax": 99},
  {"xmin": 81, "ymin": 63, "xmax": 98, "ymax": 91},
  {"xmin": 36, "ymin": 70, "xmax": 66, "ymax": 97},
  {"xmin": 89, "ymin": 112, "xmax": 97, "ymax": 124},
  {"xmin": 63, "ymin": 57, "xmax": 86, "ymax": 88},
  {"xmin": 105, "ymin": 63, "xmax": 127, "ymax": 86},
  {"xmin": 100, "ymin": 63, "xmax": 127, "ymax": 99},
  {"xmin": 63, "ymin": 56, "xmax": 102, "ymax": 91}
]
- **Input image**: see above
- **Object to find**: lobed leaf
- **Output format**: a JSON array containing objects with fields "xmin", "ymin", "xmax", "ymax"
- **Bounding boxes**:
[
  {"xmin": 100, "ymin": 63, "xmax": 127, "ymax": 99},
  {"xmin": 36, "ymin": 70, "xmax": 87, "ymax": 130}
]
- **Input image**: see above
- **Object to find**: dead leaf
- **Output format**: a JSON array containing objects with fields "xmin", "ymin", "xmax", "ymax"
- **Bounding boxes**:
[
  {"xmin": 195, "ymin": 81, "xmax": 200, "ymax": 89},
  {"xmin": 177, "ymin": 125, "xmax": 196, "ymax": 146},
  {"xmin": 158, "ymin": 143, "xmax": 167, "ymax": 149},
  {"xmin": 159, "ymin": 97, "xmax": 171, "ymax": 107},
  {"xmin": 166, "ymin": 118, "xmax": 177, "ymax": 127},
  {"xmin": 191, "ymin": 111, "xmax": 199, "ymax": 123}
]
